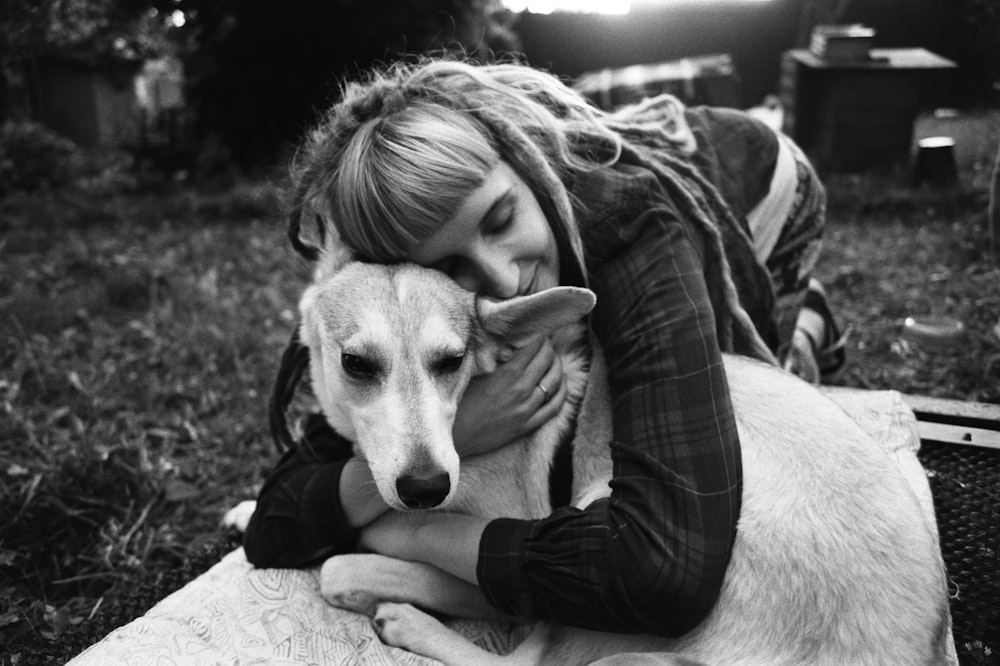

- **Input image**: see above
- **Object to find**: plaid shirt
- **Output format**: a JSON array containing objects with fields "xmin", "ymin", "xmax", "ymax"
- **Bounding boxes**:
[{"xmin": 244, "ymin": 106, "xmax": 781, "ymax": 638}]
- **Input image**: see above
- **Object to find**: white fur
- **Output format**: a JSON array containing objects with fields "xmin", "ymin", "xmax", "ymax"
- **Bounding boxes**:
[{"xmin": 265, "ymin": 260, "xmax": 953, "ymax": 665}]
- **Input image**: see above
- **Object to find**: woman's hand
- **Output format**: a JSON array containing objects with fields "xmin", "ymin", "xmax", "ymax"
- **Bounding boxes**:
[{"xmin": 452, "ymin": 335, "xmax": 567, "ymax": 457}]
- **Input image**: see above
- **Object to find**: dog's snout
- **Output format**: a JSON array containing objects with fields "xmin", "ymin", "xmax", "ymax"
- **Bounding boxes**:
[{"xmin": 396, "ymin": 473, "xmax": 451, "ymax": 509}]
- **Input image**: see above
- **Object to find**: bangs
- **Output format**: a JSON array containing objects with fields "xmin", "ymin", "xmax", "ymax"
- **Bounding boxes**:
[{"xmin": 328, "ymin": 105, "xmax": 497, "ymax": 262}]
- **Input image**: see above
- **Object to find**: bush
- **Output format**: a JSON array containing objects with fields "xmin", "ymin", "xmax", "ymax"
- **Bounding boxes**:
[{"xmin": 0, "ymin": 121, "xmax": 84, "ymax": 195}]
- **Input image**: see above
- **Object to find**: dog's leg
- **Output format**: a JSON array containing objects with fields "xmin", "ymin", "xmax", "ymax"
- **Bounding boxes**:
[{"xmin": 320, "ymin": 553, "xmax": 514, "ymax": 620}]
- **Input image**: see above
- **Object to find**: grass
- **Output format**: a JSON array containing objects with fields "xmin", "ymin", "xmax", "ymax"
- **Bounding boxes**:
[
  {"xmin": 0, "ymin": 177, "xmax": 314, "ymax": 663},
  {"xmin": 1, "ymin": 133, "xmax": 998, "ymax": 664},
  {"xmin": 818, "ymin": 172, "xmax": 1000, "ymax": 403}
]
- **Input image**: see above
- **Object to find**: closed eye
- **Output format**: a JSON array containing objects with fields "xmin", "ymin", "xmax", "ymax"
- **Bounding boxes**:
[
  {"xmin": 341, "ymin": 352, "xmax": 379, "ymax": 379},
  {"xmin": 432, "ymin": 354, "xmax": 465, "ymax": 376},
  {"xmin": 484, "ymin": 212, "xmax": 514, "ymax": 237}
]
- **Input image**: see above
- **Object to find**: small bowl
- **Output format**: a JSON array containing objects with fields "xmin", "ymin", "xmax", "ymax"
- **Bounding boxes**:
[{"xmin": 901, "ymin": 315, "xmax": 965, "ymax": 353}]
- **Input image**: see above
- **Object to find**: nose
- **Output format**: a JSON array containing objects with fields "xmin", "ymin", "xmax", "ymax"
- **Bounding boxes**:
[
  {"xmin": 396, "ymin": 472, "xmax": 451, "ymax": 509},
  {"xmin": 456, "ymin": 252, "xmax": 518, "ymax": 299}
]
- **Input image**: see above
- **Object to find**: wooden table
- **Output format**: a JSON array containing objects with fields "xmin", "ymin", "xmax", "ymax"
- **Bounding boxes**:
[{"xmin": 780, "ymin": 48, "xmax": 957, "ymax": 172}]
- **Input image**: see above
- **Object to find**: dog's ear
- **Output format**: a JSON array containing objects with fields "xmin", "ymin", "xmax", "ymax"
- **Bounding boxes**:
[{"xmin": 477, "ymin": 287, "xmax": 596, "ymax": 344}]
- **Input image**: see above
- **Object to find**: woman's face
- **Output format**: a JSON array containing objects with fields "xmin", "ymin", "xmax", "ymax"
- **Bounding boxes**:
[{"xmin": 406, "ymin": 161, "xmax": 560, "ymax": 299}]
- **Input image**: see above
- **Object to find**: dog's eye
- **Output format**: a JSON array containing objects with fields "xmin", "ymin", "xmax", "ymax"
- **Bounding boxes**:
[
  {"xmin": 432, "ymin": 354, "xmax": 465, "ymax": 376},
  {"xmin": 341, "ymin": 353, "xmax": 378, "ymax": 379}
]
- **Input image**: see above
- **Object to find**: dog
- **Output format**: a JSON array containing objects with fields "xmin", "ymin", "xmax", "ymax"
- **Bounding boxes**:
[{"xmin": 231, "ymin": 248, "xmax": 953, "ymax": 665}]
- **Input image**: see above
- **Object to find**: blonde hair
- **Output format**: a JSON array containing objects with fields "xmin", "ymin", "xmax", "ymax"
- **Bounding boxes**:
[
  {"xmin": 287, "ymin": 57, "xmax": 621, "ymax": 274},
  {"xmin": 287, "ymin": 56, "xmax": 775, "ymax": 362}
]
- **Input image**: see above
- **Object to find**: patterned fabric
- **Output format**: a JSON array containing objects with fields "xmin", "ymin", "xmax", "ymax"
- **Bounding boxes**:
[
  {"xmin": 67, "ymin": 390, "xmax": 956, "ymax": 665},
  {"xmin": 68, "ymin": 549, "xmax": 530, "ymax": 666}
]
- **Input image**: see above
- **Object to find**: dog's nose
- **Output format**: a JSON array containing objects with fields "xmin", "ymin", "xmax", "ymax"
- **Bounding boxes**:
[{"xmin": 396, "ymin": 473, "xmax": 450, "ymax": 509}]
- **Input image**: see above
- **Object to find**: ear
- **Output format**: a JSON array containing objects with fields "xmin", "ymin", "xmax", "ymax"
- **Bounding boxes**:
[
  {"xmin": 477, "ymin": 287, "xmax": 596, "ymax": 345},
  {"xmin": 298, "ymin": 283, "xmax": 322, "ymax": 351},
  {"xmin": 313, "ymin": 222, "xmax": 355, "ymax": 282},
  {"xmin": 292, "ymin": 202, "xmax": 355, "ymax": 282}
]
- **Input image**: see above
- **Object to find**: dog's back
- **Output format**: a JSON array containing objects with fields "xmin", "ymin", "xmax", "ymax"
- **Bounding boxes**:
[
  {"xmin": 668, "ymin": 355, "xmax": 950, "ymax": 665},
  {"xmin": 536, "ymin": 353, "xmax": 952, "ymax": 665}
]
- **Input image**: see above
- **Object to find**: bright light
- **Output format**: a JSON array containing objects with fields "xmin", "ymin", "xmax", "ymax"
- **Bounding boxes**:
[
  {"xmin": 501, "ymin": 0, "xmax": 774, "ymax": 12},
  {"xmin": 632, "ymin": 0, "xmax": 772, "ymax": 6},
  {"xmin": 169, "ymin": 9, "xmax": 186, "ymax": 27},
  {"xmin": 502, "ymin": 0, "xmax": 630, "ymax": 14}
]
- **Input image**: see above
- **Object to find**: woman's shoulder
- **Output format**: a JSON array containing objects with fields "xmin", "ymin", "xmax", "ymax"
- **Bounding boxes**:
[
  {"xmin": 683, "ymin": 106, "xmax": 780, "ymax": 220},
  {"xmin": 570, "ymin": 158, "xmax": 662, "ymax": 217},
  {"xmin": 570, "ymin": 158, "xmax": 682, "ymax": 248}
]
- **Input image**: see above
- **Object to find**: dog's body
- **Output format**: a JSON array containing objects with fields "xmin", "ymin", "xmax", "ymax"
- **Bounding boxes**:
[{"xmin": 264, "ymin": 258, "xmax": 952, "ymax": 665}]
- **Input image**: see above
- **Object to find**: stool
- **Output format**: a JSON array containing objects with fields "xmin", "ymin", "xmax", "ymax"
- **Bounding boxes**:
[{"xmin": 913, "ymin": 136, "xmax": 959, "ymax": 186}]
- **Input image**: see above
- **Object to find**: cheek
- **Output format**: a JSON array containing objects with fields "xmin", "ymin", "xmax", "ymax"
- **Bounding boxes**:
[
  {"xmin": 528, "ymin": 211, "xmax": 560, "ymax": 284},
  {"xmin": 522, "ymin": 201, "xmax": 554, "ymax": 256}
]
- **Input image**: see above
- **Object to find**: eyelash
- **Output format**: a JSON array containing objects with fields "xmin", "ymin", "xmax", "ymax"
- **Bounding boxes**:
[
  {"xmin": 487, "ymin": 213, "xmax": 513, "ymax": 236},
  {"xmin": 432, "ymin": 199, "xmax": 515, "ymax": 275}
]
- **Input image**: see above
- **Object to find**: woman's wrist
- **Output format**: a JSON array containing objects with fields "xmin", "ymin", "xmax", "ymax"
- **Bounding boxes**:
[
  {"xmin": 364, "ymin": 511, "xmax": 488, "ymax": 585},
  {"xmin": 412, "ymin": 513, "xmax": 487, "ymax": 584}
]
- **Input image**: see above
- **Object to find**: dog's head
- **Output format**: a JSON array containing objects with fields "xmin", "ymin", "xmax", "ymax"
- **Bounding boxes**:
[{"xmin": 299, "ymin": 261, "xmax": 594, "ymax": 511}]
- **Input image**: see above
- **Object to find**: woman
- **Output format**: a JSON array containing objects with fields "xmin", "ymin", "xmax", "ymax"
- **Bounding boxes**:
[{"xmin": 243, "ymin": 57, "xmax": 844, "ymax": 636}]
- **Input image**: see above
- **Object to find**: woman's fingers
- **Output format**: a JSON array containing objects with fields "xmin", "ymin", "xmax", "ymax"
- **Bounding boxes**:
[
  {"xmin": 521, "ymin": 337, "xmax": 567, "ymax": 431},
  {"xmin": 524, "ymin": 371, "xmax": 568, "ymax": 432},
  {"xmin": 452, "ymin": 335, "xmax": 569, "ymax": 455}
]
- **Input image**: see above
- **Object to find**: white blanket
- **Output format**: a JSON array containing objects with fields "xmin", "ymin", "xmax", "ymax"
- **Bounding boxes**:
[{"xmin": 68, "ymin": 389, "xmax": 953, "ymax": 666}]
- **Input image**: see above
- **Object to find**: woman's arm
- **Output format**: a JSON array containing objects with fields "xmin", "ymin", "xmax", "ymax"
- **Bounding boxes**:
[
  {"xmin": 486, "ymin": 213, "xmax": 741, "ymax": 635},
  {"xmin": 374, "ymin": 212, "xmax": 741, "ymax": 637},
  {"xmin": 242, "ymin": 415, "xmax": 365, "ymax": 568}
]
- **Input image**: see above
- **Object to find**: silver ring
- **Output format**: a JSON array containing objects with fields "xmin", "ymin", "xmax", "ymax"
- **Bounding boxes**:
[{"xmin": 536, "ymin": 382, "xmax": 549, "ymax": 400}]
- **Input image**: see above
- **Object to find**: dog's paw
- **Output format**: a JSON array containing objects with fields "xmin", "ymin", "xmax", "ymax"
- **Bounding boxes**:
[
  {"xmin": 319, "ymin": 554, "xmax": 392, "ymax": 615},
  {"xmin": 373, "ymin": 602, "xmax": 447, "ymax": 653},
  {"xmin": 222, "ymin": 500, "xmax": 257, "ymax": 532},
  {"xmin": 373, "ymin": 602, "xmax": 491, "ymax": 665}
]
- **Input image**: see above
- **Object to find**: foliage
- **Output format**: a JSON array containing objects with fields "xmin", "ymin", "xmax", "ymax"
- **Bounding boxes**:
[
  {"xmin": 0, "ymin": 180, "xmax": 303, "ymax": 663},
  {"xmin": 0, "ymin": 121, "xmax": 83, "ymax": 195},
  {"xmin": 0, "ymin": 0, "xmax": 176, "ymax": 60},
  {"xmin": 168, "ymin": 0, "xmax": 521, "ymax": 169},
  {"xmin": 962, "ymin": 0, "xmax": 1000, "ymax": 53}
]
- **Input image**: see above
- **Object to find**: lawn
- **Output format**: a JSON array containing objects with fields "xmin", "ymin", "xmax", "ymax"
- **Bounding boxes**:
[
  {"xmin": 0, "ymin": 177, "xmax": 314, "ymax": 662},
  {"xmin": 1, "ymin": 137, "xmax": 999, "ymax": 663}
]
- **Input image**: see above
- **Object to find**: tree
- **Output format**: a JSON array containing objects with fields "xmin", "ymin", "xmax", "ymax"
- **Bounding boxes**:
[
  {"xmin": 0, "ymin": 0, "xmax": 177, "ymax": 122},
  {"xmin": 167, "ymin": 0, "xmax": 521, "ymax": 170}
]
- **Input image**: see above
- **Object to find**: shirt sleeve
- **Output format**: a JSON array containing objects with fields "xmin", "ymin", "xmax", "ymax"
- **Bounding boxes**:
[
  {"xmin": 476, "ymin": 210, "xmax": 742, "ymax": 636},
  {"xmin": 242, "ymin": 414, "xmax": 361, "ymax": 568}
]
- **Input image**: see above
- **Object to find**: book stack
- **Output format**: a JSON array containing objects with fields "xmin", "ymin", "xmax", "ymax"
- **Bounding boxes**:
[{"xmin": 810, "ymin": 24, "xmax": 875, "ymax": 62}]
